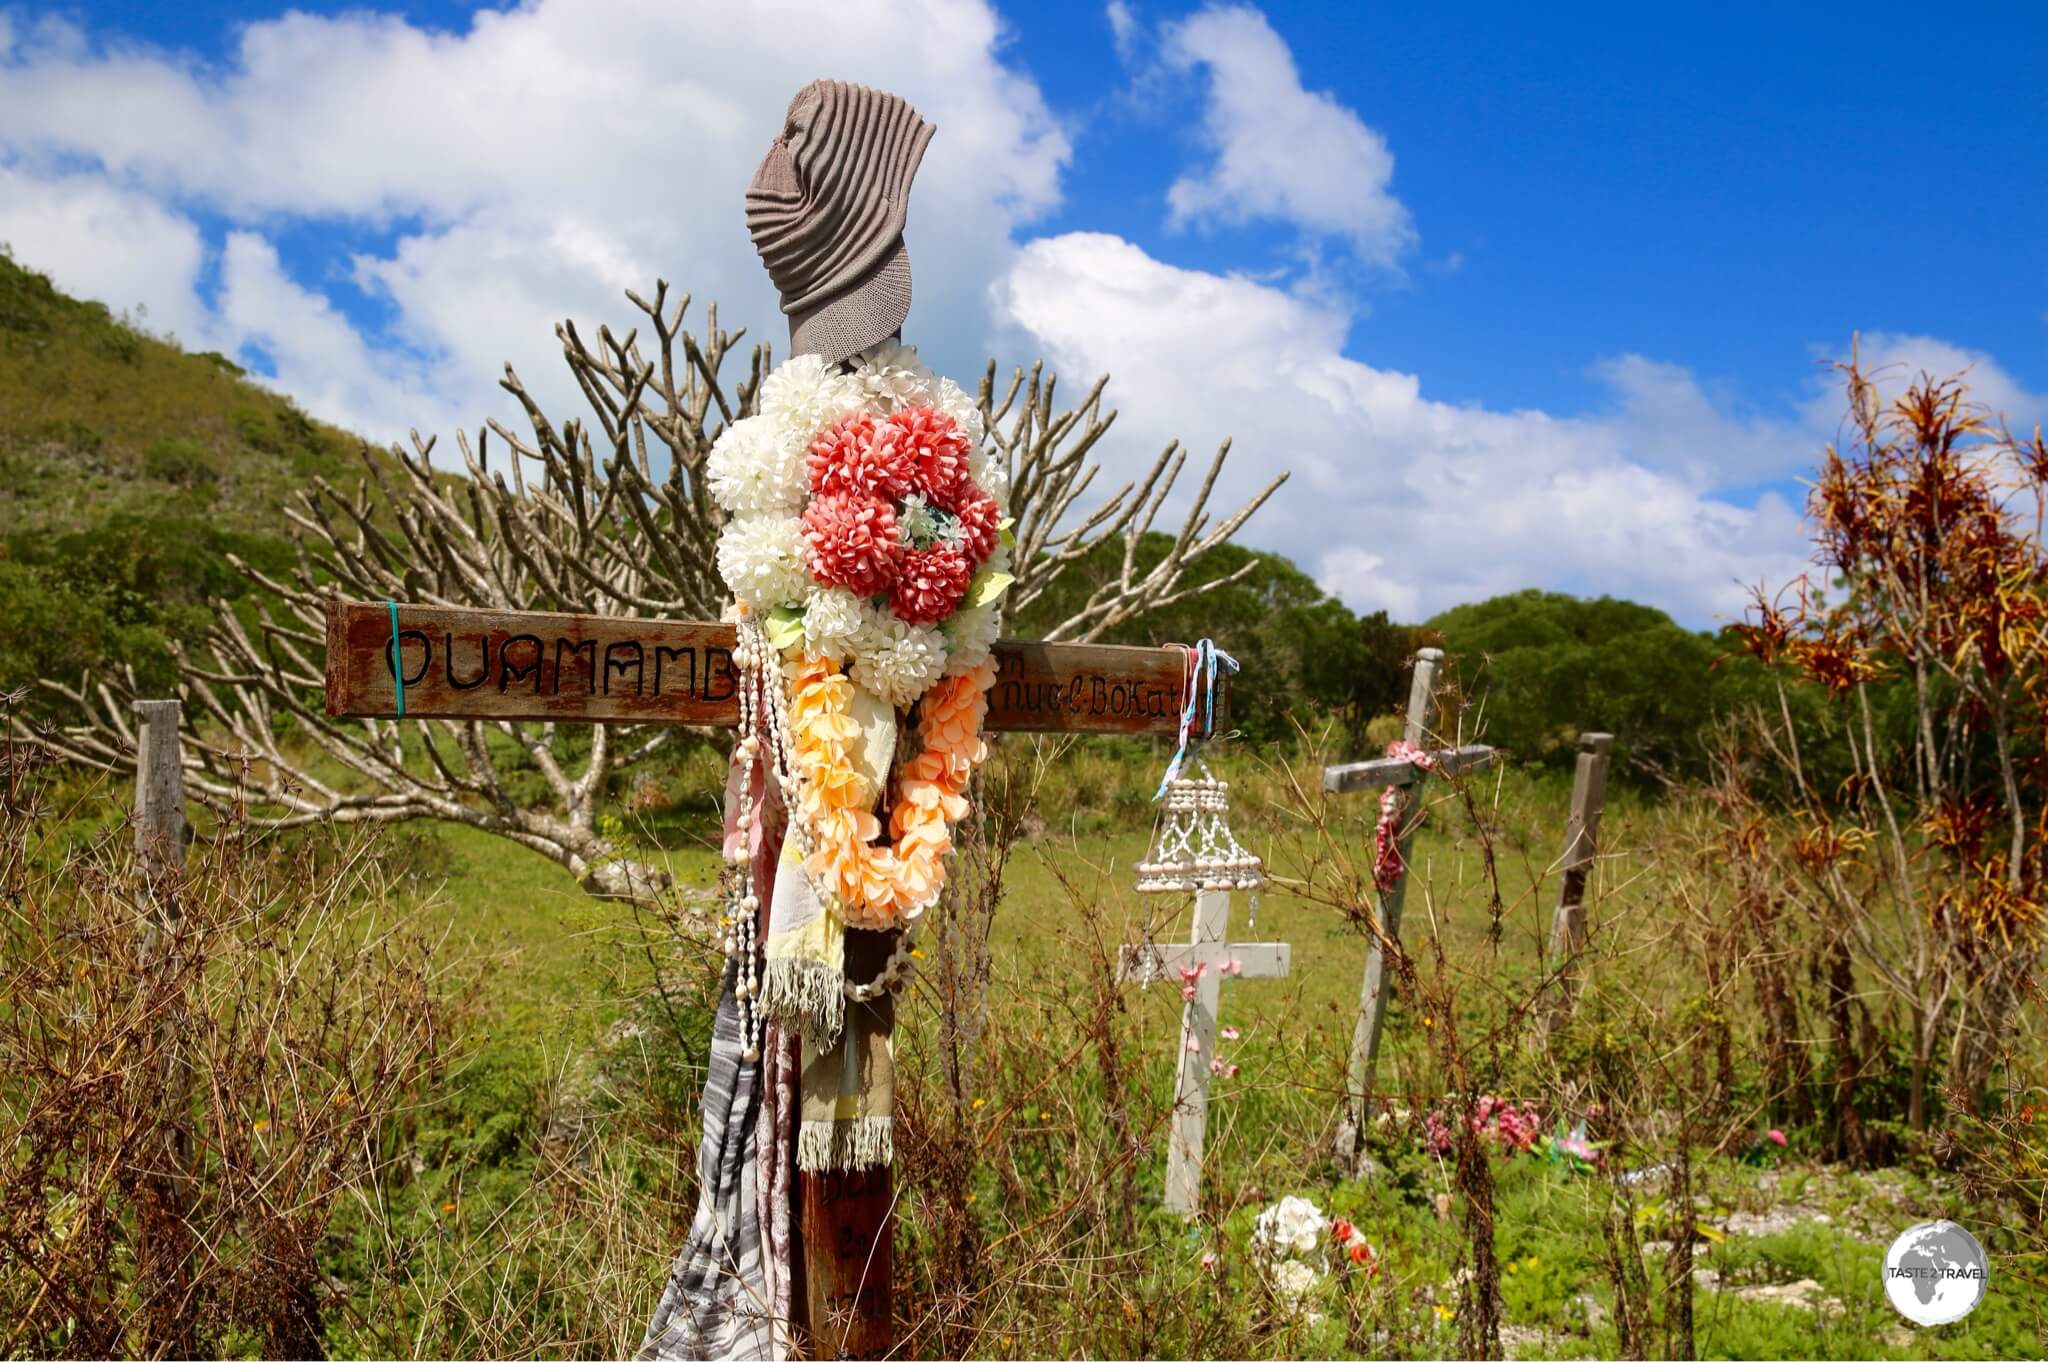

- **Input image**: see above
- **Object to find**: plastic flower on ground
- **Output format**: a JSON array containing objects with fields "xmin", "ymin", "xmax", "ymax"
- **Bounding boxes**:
[
  {"xmin": 801, "ymin": 491, "xmax": 901, "ymax": 596},
  {"xmin": 715, "ymin": 513, "xmax": 811, "ymax": 611},
  {"xmin": 707, "ymin": 415, "xmax": 807, "ymax": 514},
  {"xmin": 760, "ymin": 352, "xmax": 862, "ymax": 434},
  {"xmin": 1254, "ymin": 1195, "xmax": 1330, "ymax": 1259},
  {"xmin": 1268, "ymin": 1258, "xmax": 1321, "ymax": 1303}
]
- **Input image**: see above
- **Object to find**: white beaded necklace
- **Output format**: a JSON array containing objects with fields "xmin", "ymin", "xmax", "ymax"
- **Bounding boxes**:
[{"xmin": 729, "ymin": 620, "xmax": 925, "ymax": 1033}]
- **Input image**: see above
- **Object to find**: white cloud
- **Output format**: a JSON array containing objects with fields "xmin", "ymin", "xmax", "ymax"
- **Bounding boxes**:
[
  {"xmin": 0, "ymin": 165, "xmax": 212, "ymax": 343},
  {"xmin": 995, "ymin": 232, "xmax": 1811, "ymax": 626},
  {"xmin": 1807, "ymin": 332, "xmax": 2047, "ymax": 434},
  {"xmin": 1157, "ymin": 4, "xmax": 1412, "ymax": 266},
  {"xmin": 0, "ymin": 0, "xmax": 1069, "ymax": 442}
]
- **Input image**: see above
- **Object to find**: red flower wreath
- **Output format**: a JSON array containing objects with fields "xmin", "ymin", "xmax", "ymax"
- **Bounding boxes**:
[{"xmin": 801, "ymin": 405, "xmax": 999, "ymax": 625}]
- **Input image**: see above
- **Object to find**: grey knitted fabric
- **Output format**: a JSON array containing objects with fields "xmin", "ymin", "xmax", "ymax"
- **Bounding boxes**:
[{"xmin": 746, "ymin": 79, "xmax": 934, "ymax": 365}]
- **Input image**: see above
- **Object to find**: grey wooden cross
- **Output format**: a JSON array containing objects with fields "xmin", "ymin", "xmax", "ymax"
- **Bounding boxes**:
[
  {"xmin": 1323, "ymin": 646, "xmax": 1499, "ymax": 1169},
  {"xmin": 1543, "ymin": 730, "xmax": 1613, "ymax": 1028},
  {"xmin": 1119, "ymin": 887, "xmax": 1289, "ymax": 1215}
]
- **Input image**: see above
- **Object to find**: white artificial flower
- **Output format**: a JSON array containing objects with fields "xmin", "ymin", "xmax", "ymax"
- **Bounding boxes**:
[
  {"xmin": 715, "ymin": 513, "xmax": 811, "ymax": 612},
  {"xmin": 1269, "ymin": 1258, "xmax": 1323, "ymax": 1303},
  {"xmin": 934, "ymin": 376, "xmax": 986, "ymax": 445},
  {"xmin": 801, "ymin": 587, "xmax": 868, "ymax": 661},
  {"xmin": 759, "ymin": 353, "xmax": 862, "ymax": 438},
  {"xmin": 706, "ymin": 415, "xmax": 807, "ymax": 514},
  {"xmin": 850, "ymin": 339, "xmax": 934, "ymax": 412},
  {"xmin": 940, "ymin": 601, "xmax": 1001, "ymax": 677},
  {"xmin": 968, "ymin": 442, "xmax": 1010, "ymax": 510},
  {"xmin": 849, "ymin": 612, "xmax": 946, "ymax": 708},
  {"xmin": 1254, "ymin": 1195, "xmax": 1330, "ymax": 1261}
]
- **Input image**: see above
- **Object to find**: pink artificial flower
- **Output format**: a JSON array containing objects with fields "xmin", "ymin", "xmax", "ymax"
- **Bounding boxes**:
[
  {"xmin": 801, "ymin": 491, "xmax": 900, "ymax": 596},
  {"xmin": 1226, "ymin": 1064, "xmax": 1240, "ymax": 1078},
  {"xmin": 948, "ymin": 487, "xmax": 1002, "ymax": 562},
  {"xmin": 1185, "ymin": 1036, "xmax": 1202, "ymax": 1053},
  {"xmin": 1180, "ymin": 985, "xmax": 1197, "ymax": 1001},
  {"xmin": 809, "ymin": 411, "xmax": 913, "ymax": 499},
  {"xmin": 1766, "ymin": 1128, "xmax": 1788, "ymax": 1147},
  {"xmin": 1208, "ymin": 1056, "xmax": 1226, "ymax": 1075},
  {"xmin": 1177, "ymin": 962, "xmax": 1207, "ymax": 983},
  {"xmin": 1200, "ymin": 1252, "xmax": 1218, "ymax": 1271},
  {"xmin": 1220, "ymin": 1025, "xmax": 1240, "ymax": 1041},
  {"xmin": 890, "ymin": 406, "xmax": 971, "ymax": 497},
  {"xmin": 889, "ymin": 543, "xmax": 974, "ymax": 624},
  {"xmin": 1220, "ymin": 957, "xmax": 1243, "ymax": 978}
]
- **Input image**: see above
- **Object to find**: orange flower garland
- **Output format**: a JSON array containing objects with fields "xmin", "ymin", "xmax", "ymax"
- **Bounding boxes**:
[{"xmin": 784, "ymin": 651, "xmax": 997, "ymax": 928}]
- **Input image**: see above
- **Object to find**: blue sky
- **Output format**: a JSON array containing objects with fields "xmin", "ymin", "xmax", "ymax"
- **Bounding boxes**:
[{"xmin": 2, "ymin": 0, "xmax": 2042, "ymax": 626}]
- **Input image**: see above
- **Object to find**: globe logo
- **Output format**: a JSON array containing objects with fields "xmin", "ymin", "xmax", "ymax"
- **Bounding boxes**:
[{"xmin": 1883, "ymin": 1221, "xmax": 1988, "ymax": 1326}]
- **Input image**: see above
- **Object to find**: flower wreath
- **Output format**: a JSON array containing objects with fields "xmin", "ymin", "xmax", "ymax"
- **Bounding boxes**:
[{"xmin": 709, "ymin": 342, "xmax": 1011, "ymax": 927}]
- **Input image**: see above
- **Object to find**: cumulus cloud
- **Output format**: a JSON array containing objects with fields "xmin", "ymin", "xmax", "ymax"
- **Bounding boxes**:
[
  {"xmin": 0, "ymin": 0, "xmax": 1068, "ymax": 441},
  {"xmin": 995, "ymin": 232, "xmax": 1810, "ymax": 625},
  {"xmin": 0, "ymin": 164, "xmax": 212, "ymax": 343},
  {"xmin": 1157, "ymin": 4, "xmax": 1412, "ymax": 266}
]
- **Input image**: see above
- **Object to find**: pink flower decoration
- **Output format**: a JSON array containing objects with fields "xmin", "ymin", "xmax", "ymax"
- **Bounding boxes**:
[
  {"xmin": 949, "ymin": 487, "xmax": 1002, "ymax": 562},
  {"xmin": 1208, "ymin": 1056, "xmax": 1226, "ymax": 1074},
  {"xmin": 1200, "ymin": 1252, "xmax": 1218, "ymax": 1271},
  {"xmin": 1220, "ymin": 957, "xmax": 1243, "ymax": 978},
  {"xmin": 801, "ymin": 491, "xmax": 901, "ymax": 596},
  {"xmin": 1226, "ymin": 1064, "xmax": 1240, "ymax": 1078},
  {"xmin": 889, "ymin": 542, "xmax": 974, "ymax": 624},
  {"xmin": 1176, "ymin": 962, "xmax": 1207, "ymax": 984},
  {"xmin": 1185, "ymin": 1035, "xmax": 1202, "ymax": 1053},
  {"xmin": 1220, "ymin": 1025, "xmax": 1240, "ymax": 1041},
  {"xmin": 1766, "ymin": 1128, "xmax": 1788, "ymax": 1146},
  {"xmin": 890, "ymin": 406, "xmax": 970, "ymax": 497},
  {"xmin": 809, "ymin": 411, "xmax": 913, "ymax": 499},
  {"xmin": 1180, "ymin": 985, "xmax": 1197, "ymax": 1001}
]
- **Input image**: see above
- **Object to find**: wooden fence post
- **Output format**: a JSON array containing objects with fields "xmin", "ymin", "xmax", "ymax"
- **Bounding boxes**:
[
  {"xmin": 1544, "ymin": 731, "xmax": 1612, "ymax": 1023},
  {"xmin": 132, "ymin": 698, "xmax": 197, "ymax": 1355},
  {"xmin": 133, "ymin": 698, "xmax": 188, "ymax": 901},
  {"xmin": 1334, "ymin": 646, "xmax": 1442, "ymax": 1167}
]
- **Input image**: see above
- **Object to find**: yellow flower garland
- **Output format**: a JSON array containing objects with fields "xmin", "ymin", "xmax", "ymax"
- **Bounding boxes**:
[{"xmin": 785, "ymin": 651, "xmax": 997, "ymax": 928}]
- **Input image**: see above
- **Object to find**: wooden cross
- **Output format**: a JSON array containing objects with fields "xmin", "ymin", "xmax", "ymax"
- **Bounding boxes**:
[
  {"xmin": 1321, "ymin": 646, "xmax": 1499, "ymax": 1169},
  {"xmin": 1118, "ymin": 887, "xmax": 1289, "ymax": 1215},
  {"xmin": 1544, "ymin": 731, "xmax": 1613, "ymax": 1028},
  {"xmin": 323, "ymin": 596, "xmax": 1217, "ymax": 1353}
]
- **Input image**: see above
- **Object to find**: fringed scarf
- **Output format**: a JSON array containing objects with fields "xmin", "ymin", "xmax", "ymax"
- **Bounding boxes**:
[{"xmin": 639, "ymin": 751, "xmax": 795, "ymax": 1361}]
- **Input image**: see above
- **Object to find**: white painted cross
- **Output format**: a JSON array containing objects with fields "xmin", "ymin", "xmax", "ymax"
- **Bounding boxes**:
[
  {"xmin": 1323, "ymin": 646, "xmax": 1500, "ymax": 1169},
  {"xmin": 1120, "ymin": 887, "xmax": 1289, "ymax": 1215}
]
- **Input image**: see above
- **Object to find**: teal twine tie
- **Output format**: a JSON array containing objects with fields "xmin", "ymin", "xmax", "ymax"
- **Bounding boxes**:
[
  {"xmin": 386, "ymin": 599, "xmax": 406, "ymax": 718},
  {"xmin": 1154, "ymin": 638, "xmax": 1237, "ymax": 799}
]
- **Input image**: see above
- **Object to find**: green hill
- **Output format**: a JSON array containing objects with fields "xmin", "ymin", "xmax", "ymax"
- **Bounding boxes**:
[{"xmin": 0, "ymin": 249, "xmax": 371, "ymax": 709}]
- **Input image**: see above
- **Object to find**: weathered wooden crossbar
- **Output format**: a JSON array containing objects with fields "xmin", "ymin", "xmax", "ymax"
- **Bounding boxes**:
[
  {"xmin": 323, "ymin": 599, "xmax": 1221, "ymax": 736},
  {"xmin": 1321, "ymin": 743, "xmax": 1499, "ymax": 794}
]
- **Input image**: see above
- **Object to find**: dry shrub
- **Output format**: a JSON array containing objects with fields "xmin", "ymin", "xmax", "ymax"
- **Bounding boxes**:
[{"xmin": 0, "ymin": 739, "xmax": 452, "ymax": 1359}]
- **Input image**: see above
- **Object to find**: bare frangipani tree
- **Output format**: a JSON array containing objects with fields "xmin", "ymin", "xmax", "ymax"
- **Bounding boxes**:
[{"xmin": 36, "ymin": 282, "xmax": 1283, "ymax": 898}]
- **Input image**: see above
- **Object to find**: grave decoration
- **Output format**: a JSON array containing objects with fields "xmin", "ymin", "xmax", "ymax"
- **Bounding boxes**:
[
  {"xmin": 1322, "ymin": 647, "xmax": 1499, "ymax": 1171},
  {"xmin": 321, "ymin": 79, "xmax": 1246, "ymax": 1359},
  {"xmin": 1121, "ymin": 644, "xmax": 1289, "ymax": 1215}
]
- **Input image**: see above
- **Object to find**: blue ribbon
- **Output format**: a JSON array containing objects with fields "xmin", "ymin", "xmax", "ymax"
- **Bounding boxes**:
[
  {"xmin": 1154, "ymin": 638, "xmax": 1237, "ymax": 799},
  {"xmin": 386, "ymin": 599, "xmax": 406, "ymax": 718}
]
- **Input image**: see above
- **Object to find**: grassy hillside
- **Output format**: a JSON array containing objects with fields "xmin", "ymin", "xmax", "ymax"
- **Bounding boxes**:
[{"xmin": 0, "ymin": 249, "xmax": 384, "ymax": 708}]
